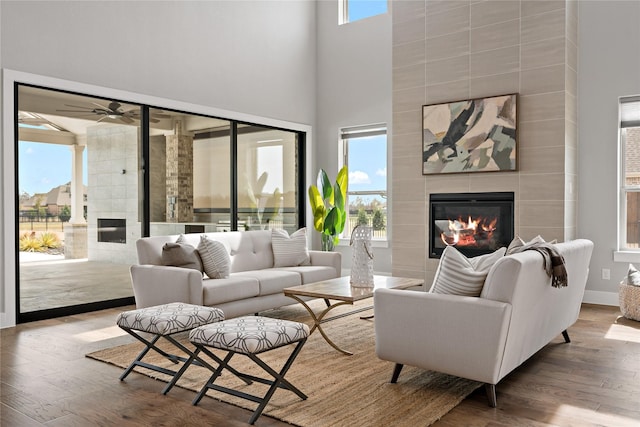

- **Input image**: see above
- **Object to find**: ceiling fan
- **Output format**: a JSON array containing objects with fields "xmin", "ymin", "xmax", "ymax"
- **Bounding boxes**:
[{"xmin": 58, "ymin": 101, "xmax": 170, "ymax": 124}]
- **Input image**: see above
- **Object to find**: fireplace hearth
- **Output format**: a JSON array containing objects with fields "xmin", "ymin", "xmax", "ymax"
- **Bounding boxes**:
[{"xmin": 429, "ymin": 192, "xmax": 514, "ymax": 258}]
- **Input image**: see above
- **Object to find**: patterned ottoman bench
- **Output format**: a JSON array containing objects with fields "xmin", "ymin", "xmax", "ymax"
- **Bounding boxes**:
[
  {"xmin": 187, "ymin": 316, "xmax": 310, "ymax": 425},
  {"xmin": 116, "ymin": 302, "xmax": 225, "ymax": 394}
]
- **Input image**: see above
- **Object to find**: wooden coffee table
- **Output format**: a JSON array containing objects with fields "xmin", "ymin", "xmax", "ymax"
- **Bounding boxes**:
[{"xmin": 283, "ymin": 275, "xmax": 423, "ymax": 355}]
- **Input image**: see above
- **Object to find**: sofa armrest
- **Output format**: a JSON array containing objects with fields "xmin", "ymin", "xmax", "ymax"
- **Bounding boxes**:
[
  {"xmin": 130, "ymin": 265, "xmax": 204, "ymax": 308},
  {"xmin": 374, "ymin": 288, "xmax": 512, "ymax": 384},
  {"xmin": 309, "ymin": 250, "xmax": 342, "ymax": 277}
]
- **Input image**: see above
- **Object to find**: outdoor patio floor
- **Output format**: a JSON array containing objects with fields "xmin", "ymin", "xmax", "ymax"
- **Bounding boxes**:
[{"xmin": 19, "ymin": 254, "xmax": 133, "ymax": 313}]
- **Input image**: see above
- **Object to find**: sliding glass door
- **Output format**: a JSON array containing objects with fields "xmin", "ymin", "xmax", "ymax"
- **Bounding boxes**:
[
  {"xmin": 15, "ymin": 84, "xmax": 306, "ymax": 322},
  {"xmin": 17, "ymin": 84, "xmax": 141, "ymax": 321}
]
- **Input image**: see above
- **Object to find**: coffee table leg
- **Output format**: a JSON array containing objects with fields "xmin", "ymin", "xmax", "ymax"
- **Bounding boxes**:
[{"xmin": 286, "ymin": 295, "xmax": 354, "ymax": 355}]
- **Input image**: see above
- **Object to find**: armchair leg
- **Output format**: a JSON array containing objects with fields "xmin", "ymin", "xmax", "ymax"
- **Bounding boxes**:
[
  {"xmin": 562, "ymin": 330, "xmax": 571, "ymax": 343},
  {"xmin": 485, "ymin": 384, "xmax": 497, "ymax": 407},
  {"xmin": 390, "ymin": 364, "xmax": 403, "ymax": 383}
]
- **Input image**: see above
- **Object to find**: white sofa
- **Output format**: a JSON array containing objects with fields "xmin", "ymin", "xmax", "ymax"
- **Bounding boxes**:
[
  {"xmin": 130, "ymin": 230, "xmax": 341, "ymax": 319},
  {"xmin": 374, "ymin": 239, "xmax": 594, "ymax": 406}
]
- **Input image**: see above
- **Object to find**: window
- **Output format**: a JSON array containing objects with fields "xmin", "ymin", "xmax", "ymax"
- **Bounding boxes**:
[
  {"xmin": 339, "ymin": 0, "xmax": 387, "ymax": 25},
  {"xmin": 340, "ymin": 124, "xmax": 387, "ymax": 240},
  {"xmin": 620, "ymin": 96, "xmax": 640, "ymax": 250}
]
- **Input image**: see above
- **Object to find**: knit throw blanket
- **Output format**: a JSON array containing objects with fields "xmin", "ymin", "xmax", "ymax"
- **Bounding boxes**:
[{"xmin": 511, "ymin": 242, "xmax": 568, "ymax": 288}]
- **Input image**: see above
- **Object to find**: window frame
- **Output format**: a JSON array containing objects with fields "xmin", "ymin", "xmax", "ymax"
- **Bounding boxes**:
[
  {"xmin": 338, "ymin": 123, "xmax": 388, "ymax": 243},
  {"xmin": 618, "ymin": 96, "xmax": 640, "ymax": 254}
]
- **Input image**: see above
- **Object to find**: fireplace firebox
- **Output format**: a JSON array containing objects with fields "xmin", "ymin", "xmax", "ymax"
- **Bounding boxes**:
[{"xmin": 429, "ymin": 192, "xmax": 514, "ymax": 258}]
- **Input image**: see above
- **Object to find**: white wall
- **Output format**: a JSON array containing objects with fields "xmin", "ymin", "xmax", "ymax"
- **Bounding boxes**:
[
  {"xmin": 315, "ymin": 1, "xmax": 392, "ymax": 274},
  {"xmin": 0, "ymin": 1, "xmax": 316, "ymax": 124},
  {"xmin": 0, "ymin": 1, "xmax": 317, "ymax": 327},
  {"xmin": 579, "ymin": 1, "xmax": 640, "ymax": 304}
]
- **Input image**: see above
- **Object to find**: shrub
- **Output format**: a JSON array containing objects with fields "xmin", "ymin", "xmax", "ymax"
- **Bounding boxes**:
[
  {"xmin": 39, "ymin": 232, "xmax": 60, "ymax": 249},
  {"xmin": 19, "ymin": 233, "xmax": 43, "ymax": 252},
  {"xmin": 372, "ymin": 209, "xmax": 386, "ymax": 231},
  {"xmin": 357, "ymin": 208, "xmax": 369, "ymax": 226},
  {"xmin": 59, "ymin": 205, "xmax": 71, "ymax": 222}
]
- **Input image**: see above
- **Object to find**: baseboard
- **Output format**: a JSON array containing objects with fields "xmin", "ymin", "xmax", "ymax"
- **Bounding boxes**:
[{"xmin": 582, "ymin": 290, "xmax": 619, "ymax": 307}]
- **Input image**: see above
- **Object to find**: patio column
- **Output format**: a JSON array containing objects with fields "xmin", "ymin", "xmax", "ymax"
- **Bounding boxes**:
[{"xmin": 69, "ymin": 144, "xmax": 86, "ymax": 224}]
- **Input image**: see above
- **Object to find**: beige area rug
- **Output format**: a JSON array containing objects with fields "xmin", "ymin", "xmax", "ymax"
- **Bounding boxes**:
[{"xmin": 87, "ymin": 300, "xmax": 481, "ymax": 426}]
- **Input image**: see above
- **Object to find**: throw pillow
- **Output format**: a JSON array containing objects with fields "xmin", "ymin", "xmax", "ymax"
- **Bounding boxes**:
[
  {"xmin": 430, "ymin": 246, "xmax": 507, "ymax": 297},
  {"xmin": 197, "ymin": 236, "xmax": 230, "ymax": 279},
  {"xmin": 161, "ymin": 241, "xmax": 203, "ymax": 272},
  {"xmin": 628, "ymin": 263, "xmax": 640, "ymax": 286},
  {"xmin": 271, "ymin": 228, "xmax": 310, "ymax": 267}
]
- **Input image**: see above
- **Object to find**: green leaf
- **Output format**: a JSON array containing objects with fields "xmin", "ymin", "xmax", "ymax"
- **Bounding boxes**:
[
  {"xmin": 324, "ymin": 207, "xmax": 338, "ymax": 236},
  {"xmin": 336, "ymin": 165, "xmax": 348, "ymax": 203},
  {"xmin": 308, "ymin": 185, "xmax": 326, "ymax": 233},
  {"xmin": 318, "ymin": 169, "xmax": 333, "ymax": 204}
]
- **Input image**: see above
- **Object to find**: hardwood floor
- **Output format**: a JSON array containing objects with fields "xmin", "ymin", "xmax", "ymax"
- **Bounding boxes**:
[{"xmin": 2, "ymin": 303, "xmax": 639, "ymax": 426}]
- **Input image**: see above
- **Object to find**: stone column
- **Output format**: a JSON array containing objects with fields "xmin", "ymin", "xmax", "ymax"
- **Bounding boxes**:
[
  {"xmin": 69, "ymin": 144, "xmax": 86, "ymax": 224},
  {"xmin": 65, "ymin": 143, "xmax": 88, "ymax": 259},
  {"xmin": 166, "ymin": 121, "xmax": 194, "ymax": 222}
]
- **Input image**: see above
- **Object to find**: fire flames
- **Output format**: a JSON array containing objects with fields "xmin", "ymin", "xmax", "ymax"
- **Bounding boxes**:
[{"xmin": 440, "ymin": 216, "xmax": 497, "ymax": 247}]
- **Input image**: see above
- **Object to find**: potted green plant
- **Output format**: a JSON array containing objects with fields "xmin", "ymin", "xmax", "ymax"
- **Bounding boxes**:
[{"xmin": 308, "ymin": 166, "xmax": 348, "ymax": 251}]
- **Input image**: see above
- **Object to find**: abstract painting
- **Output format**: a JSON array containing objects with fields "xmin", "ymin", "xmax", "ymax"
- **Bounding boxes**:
[{"xmin": 422, "ymin": 94, "xmax": 517, "ymax": 175}]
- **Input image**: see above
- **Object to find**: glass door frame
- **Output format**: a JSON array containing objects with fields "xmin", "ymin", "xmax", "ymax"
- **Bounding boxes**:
[{"xmin": 13, "ymin": 82, "xmax": 307, "ymax": 324}]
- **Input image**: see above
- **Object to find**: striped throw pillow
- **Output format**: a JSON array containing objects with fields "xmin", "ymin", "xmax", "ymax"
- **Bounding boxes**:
[
  {"xmin": 430, "ymin": 246, "xmax": 506, "ymax": 296},
  {"xmin": 197, "ymin": 236, "xmax": 230, "ymax": 279},
  {"xmin": 271, "ymin": 228, "xmax": 310, "ymax": 267}
]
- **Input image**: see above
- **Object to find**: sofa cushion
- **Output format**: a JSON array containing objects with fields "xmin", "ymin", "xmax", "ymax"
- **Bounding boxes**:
[
  {"xmin": 271, "ymin": 228, "xmax": 310, "ymax": 267},
  {"xmin": 232, "ymin": 269, "xmax": 302, "ymax": 296},
  {"xmin": 203, "ymin": 276, "xmax": 260, "ymax": 306},
  {"xmin": 161, "ymin": 241, "xmax": 203, "ymax": 272},
  {"xmin": 198, "ymin": 236, "xmax": 230, "ymax": 279},
  {"xmin": 430, "ymin": 246, "xmax": 506, "ymax": 297},
  {"xmin": 274, "ymin": 266, "xmax": 338, "ymax": 284}
]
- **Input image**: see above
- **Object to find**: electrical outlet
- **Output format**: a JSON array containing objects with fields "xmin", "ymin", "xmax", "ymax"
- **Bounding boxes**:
[{"xmin": 602, "ymin": 268, "xmax": 611, "ymax": 280}]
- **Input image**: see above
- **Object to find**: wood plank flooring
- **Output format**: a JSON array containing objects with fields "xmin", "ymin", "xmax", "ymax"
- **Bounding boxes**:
[{"xmin": 2, "ymin": 303, "xmax": 639, "ymax": 426}]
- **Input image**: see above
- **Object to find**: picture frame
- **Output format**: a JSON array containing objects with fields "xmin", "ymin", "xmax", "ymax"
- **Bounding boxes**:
[{"xmin": 422, "ymin": 93, "xmax": 517, "ymax": 175}]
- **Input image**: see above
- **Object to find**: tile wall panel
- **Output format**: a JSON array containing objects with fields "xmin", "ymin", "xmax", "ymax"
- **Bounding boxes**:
[
  {"xmin": 425, "ymin": 55, "xmax": 470, "ymax": 85},
  {"xmin": 426, "ymin": 80, "xmax": 470, "ymax": 104},
  {"xmin": 392, "ymin": 0, "xmax": 426, "ymax": 25},
  {"xmin": 392, "ymin": 0, "xmax": 576, "ymax": 275},
  {"xmin": 521, "ymin": 9, "xmax": 566, "ymax": 44},
  {"xmin": 470, "ymin": 19, "xmax": 520, "ymax": 52},
  {"xmin": 521, "ymin": 37, "xmax": 565, "ymax": 70},
  {"xmin": 470, "ymin": 46, "xmax": 520, "ymax": 78},
  {"xmin": 393, "ymin": 16, "xmax": 426, "ymax": 46},
  {"xmin": 519, "ymin": 92, "xmax": 565, "ymax": 122},
  {"xmin": 470, "ymin": 0, "xmax": 520, "ymax": 28},
  {"xmin": 426, "ymin": 0, "xmax": 470, "ymax": 16},
  {"xmin": 521, "ymin": 0, "xmax": 565, "ymax": 17},
  {"xmin": 393, "ymin": 63, "xmax": 426, "ymax": 91},
  {"xmin": 469, "ymin": 72, "xmax": 519, "ymax": 99},
  {"xmin": 393, "ymin": 110, "xmax": 423, "ymax": 135},
  {"xmin": 393, "ymin": 87, "xmax": 427, "ymax": 113},
  {"xmin": 426, "ymin": 30, "xmax": 470, "ymax": 62},
  {"xmin": 521, "ymin": 64, "xmax": 566, "ymax": 94},
  {"xmin": 519, "ymin": 146, "xmax": 566, "ymax": 174},
  {"xmin": 393, "ymin": 40, "xmax": 426, "ymax": 69},
  {"xmin": 425, "ymin": 4, "xmax": 470, "ymax": 38},
  {"xmin": 518, "ymin": 119, "xmax": 566, "ymax": 149}
]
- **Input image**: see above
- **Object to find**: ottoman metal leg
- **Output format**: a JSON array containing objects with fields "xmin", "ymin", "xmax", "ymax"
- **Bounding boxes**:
[{"xmin": 192, "ymin": 338, "xmax": 308, "ymax": 425}]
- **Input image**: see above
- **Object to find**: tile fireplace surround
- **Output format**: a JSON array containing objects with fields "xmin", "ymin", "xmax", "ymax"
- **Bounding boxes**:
[{"xmin": 390, "ymin": 0, "xmax": 578, "ymax": 285}]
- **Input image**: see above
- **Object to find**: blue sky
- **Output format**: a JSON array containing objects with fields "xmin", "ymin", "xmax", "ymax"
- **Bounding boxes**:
[
  {"xmin": 19, "ymin": 141, "xmax": 87, "ymax": 195},
  {"xmin": 348, "ymin": 135, "xmax": 387, "ymax": 196},
  {"xmin": 348, "ymin": 0, "xmax": 387, "ymax": 22}
]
